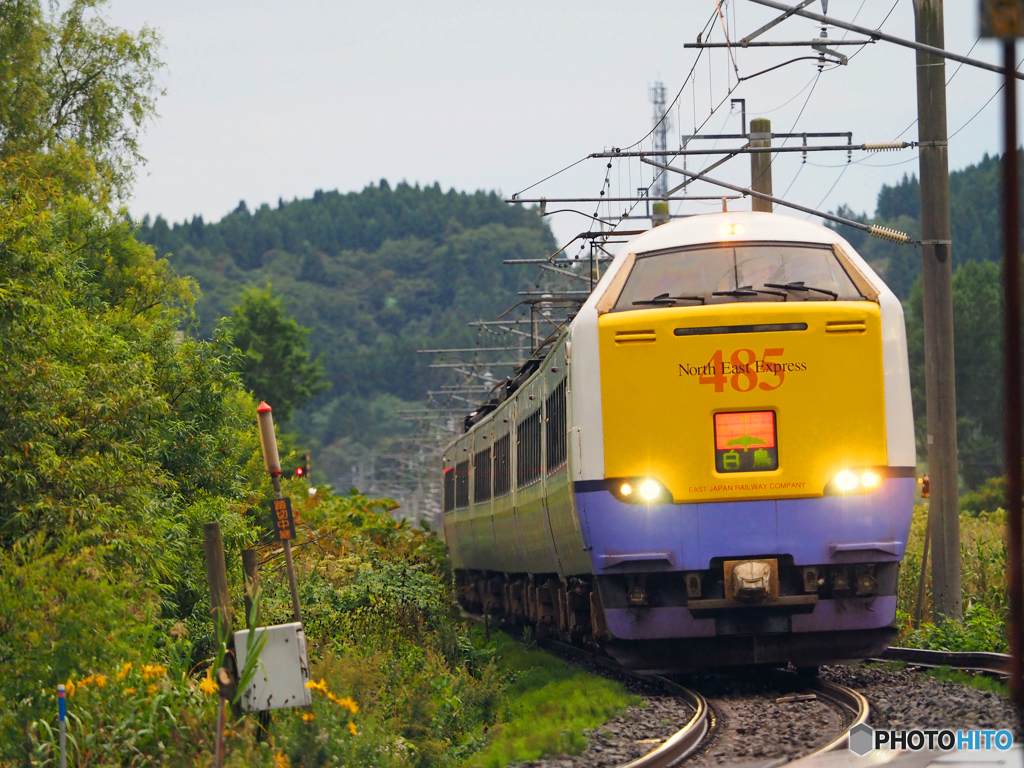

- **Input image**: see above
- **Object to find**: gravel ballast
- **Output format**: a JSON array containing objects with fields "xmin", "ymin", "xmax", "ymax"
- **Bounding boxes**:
[
  {"xmin": 508, "ymin": 660, "xmax": 1019, "ymax": 768},
  {"xmin": 508, "ymin": 692, "xmax": 695, "ymax": 768},
  {"xmin": 822, "ymin": 661, "xmax": 1019, "ymax": 733}
]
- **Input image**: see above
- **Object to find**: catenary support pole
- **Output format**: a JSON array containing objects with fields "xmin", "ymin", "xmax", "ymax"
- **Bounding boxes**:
[
  {"xmin": 914, "ymin": 0, "xmax": 961, "ymax": 621},
  {"xmin": 749, "ymin": 118, "xmax": 773, "ymax": 212},
  {"xmin": 1001, "ymin": 37, "xmax": 1024, "ymax": 716}
]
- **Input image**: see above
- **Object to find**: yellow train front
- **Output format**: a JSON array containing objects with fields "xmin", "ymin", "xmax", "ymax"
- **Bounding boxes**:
[{"xmin": 443, "ymin": 211, "xmax": 916, "ymax": 672}]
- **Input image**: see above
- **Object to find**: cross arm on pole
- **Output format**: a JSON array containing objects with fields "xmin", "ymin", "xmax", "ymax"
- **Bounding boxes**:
[
  {"xmin": 740, "ymin": 0, "xmax": 816, "ymax": 43},
  {"xmin": 641, "ymin": 157, "xmax": 918, "ymax": 244},
  {"xmin": 746, "ymin": 0, "xmax": 1024, "ymax": 79}
]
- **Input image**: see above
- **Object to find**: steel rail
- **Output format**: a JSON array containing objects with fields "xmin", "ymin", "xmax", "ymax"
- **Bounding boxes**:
[
  {"xmin": 618, "ymin": 680, "xmax": 710, "ymax": 768},
  {"xmin": 877, "ymin": 646, "xmax": 1011, "ymax": 678},
  {"xmin": 796, "ymin": 677, "xmax": 871, "ymax": 759},
  {"xmin": 537, "ymin": 638, "xmax": 712, "ymax": 768}
]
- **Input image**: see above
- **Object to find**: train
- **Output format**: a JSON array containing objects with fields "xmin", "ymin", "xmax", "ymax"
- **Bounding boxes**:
[{"xmin": 441, "ymin": 210, "xmax": 915, "ymax": 673}]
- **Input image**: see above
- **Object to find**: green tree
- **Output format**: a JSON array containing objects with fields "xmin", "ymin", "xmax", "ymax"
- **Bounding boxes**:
[
  {"xmin": 230, "ymin": 285, "xmax": 329, "ymax": 423},
  {"xmin": 906, "ymin": 260, "xmax": 1005, "ymax": 489},
  {"xmin": 0, "ymin": 0, "xmax": 163, "ymax": 199}
]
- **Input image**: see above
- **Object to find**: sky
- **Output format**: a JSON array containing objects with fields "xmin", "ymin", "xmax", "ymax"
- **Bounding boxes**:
[{"xmin": 106, "ymin": 1, "xmax": 1015, "ymax": 250}]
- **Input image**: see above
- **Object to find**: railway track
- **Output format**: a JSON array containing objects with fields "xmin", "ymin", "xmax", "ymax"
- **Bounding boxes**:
[
  {"xmin": 538, "ymin": 637, "xmax": 867, "ymax": 768},
  {"xmin": 790, "ymin": 677, "xmax": 870, "ymax": 761},
  {"xmin": 539, "ymin": 638, "xmax": 712, "ymax": 767},
  {"xmin": 500, "ymin": 628, "xmax": 1012, "ymax": 767},
  {"xmin": 877, "ymin": 646, "xmax": 1011, "ymax": 678}
]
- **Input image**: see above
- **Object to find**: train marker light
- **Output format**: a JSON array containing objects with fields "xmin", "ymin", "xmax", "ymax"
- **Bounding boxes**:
[
  {"xmin": 620, "ymin": 482, "xmax": 633, "ymax": 496},
  {"xmin": 640, "ymin": 479, "xmax": 662, "ymax": 501},
  {"xmin": 860, "ymin": 471, "xmax": 880, "ymax": 488},
  {"xmin": 834, "ymin": 470, "xmax": 860, "ymax": 492}
]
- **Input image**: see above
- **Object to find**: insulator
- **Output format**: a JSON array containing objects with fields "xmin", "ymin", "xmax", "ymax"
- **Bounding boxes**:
[
  {"xmin": 863, "ymin": 142, "xmax": 904, "ymax": 151},
  {"xmin": 869, "ymin": 225, "xmax": 912, "ymax": 243}
]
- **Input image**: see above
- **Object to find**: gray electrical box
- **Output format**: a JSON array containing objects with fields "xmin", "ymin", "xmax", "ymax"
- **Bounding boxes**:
[{"xmin": 234, "ymin": 622, "xmax": 312, "ymax": 711}]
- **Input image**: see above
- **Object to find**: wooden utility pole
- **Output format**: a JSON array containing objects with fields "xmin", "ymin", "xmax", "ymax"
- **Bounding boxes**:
[
  {"xmin": 204, "ymin": 522, "xmax": 233, "ymax": 642},
  {"xmin": 1003, "ymin": 35, "xmax": 1024, "ymax": 715},
  {"xmin": 914, "ymin": 0, "xmax": 961, "ymax": 620},
  {"xmin": 750, "ymin": 117, "xmax": 773, "ymax": 211},
  {"xmin": 980, "ymin": 0, "xmax": 1024, "ymax": 715},
  {"xmin": 241, "ymin": 549, "xmax": 260, "ymax": 628}
]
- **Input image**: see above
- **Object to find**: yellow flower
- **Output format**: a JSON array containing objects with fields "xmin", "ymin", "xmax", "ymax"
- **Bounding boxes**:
[
  {"xmin": 64, "ymin": 680, "xmax": 75, "ymax": 698},
  {"xmin": 141, "ymin": 664, "xmax": 167, "ymax": 680},
  {"xmin": 304, "ymin": 678, "xmax": 329, "ymax": 693},
  {"xmin": 116, "ymin": 663, "xmax": 132, "ymax": 680},
  {"xmin": 301, "ymin": 712, "xmax": 315, "ymax": 722},
  {"xmin": 273, "ymin": 750, "xmax": 291, "ymax": 768},
  {"xmin": 199, "ymin": 672, "xmax": 218, "ymax": 696},
  {"xmin": 79, "ymin": 675, "xmax": 95, "ymax": 688},
  {"xmin": 124, "ymin": 688, "xmax": 136, "ymax": 695},
  {"xmin": 93, "ymin": 675, "xmax": 107, "ymax": 688},
  {"xmin": 148, "ymin": 684, "xmax": 158, "ymax": 695},
  {"xmin": 223, "ymin": 729, "xmax": 235, "ymax": 738},
  {"xmin": 348, "ymin": 721, "xmax": 358, "ymax": 737},
  {"xmin": 334, "ymin": 695, "xmax": 359, "ymax": 714}
]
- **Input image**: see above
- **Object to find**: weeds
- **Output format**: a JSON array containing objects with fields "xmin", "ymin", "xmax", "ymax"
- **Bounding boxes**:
[
  {"xmin": 898, "ymin": 504, "xmax": 1008, "ymax": 653},
  {"xmin": 461, "ymin": 631, "xmax": 639, "ymax": 768}
]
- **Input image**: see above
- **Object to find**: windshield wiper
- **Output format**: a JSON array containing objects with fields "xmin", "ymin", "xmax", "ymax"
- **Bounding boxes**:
[
  {"xmin": 712, "ymin": 286, "xmax": 758, "ymax": 298},
  {"xmin": 632, "ymin": 293, "xmax": 706, "ymax": 306},
  {"xmin": 753, "ymin": 288, "xmax": 788, "ymax": 300},
  {"xmin": 764, "ymin": 281, "xmax": 838, "ymax": 300}
]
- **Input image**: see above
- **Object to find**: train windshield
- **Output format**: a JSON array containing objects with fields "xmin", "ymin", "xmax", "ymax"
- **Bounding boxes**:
[{"xmin": 613, "ymin": 242, "xmax": 865, "ymax": 311}]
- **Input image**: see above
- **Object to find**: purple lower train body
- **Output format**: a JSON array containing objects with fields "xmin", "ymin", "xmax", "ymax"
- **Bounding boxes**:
[{"xmin": 575, "ymin": 477, "xmax": 915, "ymax": 671}]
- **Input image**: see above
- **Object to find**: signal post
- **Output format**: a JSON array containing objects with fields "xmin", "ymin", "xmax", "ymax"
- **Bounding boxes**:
[{"xmin": 257, "ymin": 402, "xmax": 303, "ymax": 623}]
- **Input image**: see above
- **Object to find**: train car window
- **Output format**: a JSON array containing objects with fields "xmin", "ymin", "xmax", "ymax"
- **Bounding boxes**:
[
  {"xmin": 517, "ymin": 408, "xmax": 542, "ymax": 488},
  {"xmin": 443, "ymin": 466, "xmax": 455, "ymax": 513},
  {"xmin": 494, "ymin": 434, "xmax": 512, "ymax": 497},
  {"xmin": 614, "ymin": 242, "xmax": 864, "ymax": 310},
  {"xmin": 455, "ymin": 461, "xmax": 470, "ymax": 508},
  {"xmin": 546, "ymin": 379, "xmax": 568, "ymax": 473},
  {"xmin": 474, "ymin": 448, "xmax": 492, "ymax": 502}
]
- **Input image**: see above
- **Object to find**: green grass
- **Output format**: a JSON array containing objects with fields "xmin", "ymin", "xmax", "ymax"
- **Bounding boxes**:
[
  {"xmin": 923, "ymin": 665, "xmax": 1009, "ymax": 697},
  {"xmin": 462, "ymin": 632, "xmax": 640, "ymax": 768}
]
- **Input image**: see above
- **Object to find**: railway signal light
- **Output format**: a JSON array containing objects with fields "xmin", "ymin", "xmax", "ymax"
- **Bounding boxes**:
[
  {"xmin": 919, "ymin": 474, "xmax": 930, "ymax": 499},
  {"xmin": 294, "ymin": 453, "xmax": 310, "ymax": 480}
]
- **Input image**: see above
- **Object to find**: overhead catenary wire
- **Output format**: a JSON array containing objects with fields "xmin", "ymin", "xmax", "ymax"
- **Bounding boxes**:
[{"xmin": 511, "ymin": 8, "xmax": 722, "ymax": 200}]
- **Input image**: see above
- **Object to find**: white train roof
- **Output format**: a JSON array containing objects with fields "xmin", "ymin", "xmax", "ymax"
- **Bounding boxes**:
[
  {"xmin": 618, "ymin": 210, "xmax": 850, "ymax": 254},
  {"xmin": 582, "ymin": 211, "xmax": 887, "ymax": 315}
]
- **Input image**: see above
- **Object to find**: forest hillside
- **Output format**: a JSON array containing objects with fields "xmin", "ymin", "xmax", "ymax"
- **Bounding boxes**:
[
  {"xmin": 830, "ymin": 154, "xmax": 1016, "ymax": 489},
  {"xmin": 136, "ymin": 184, "xmax": 556, "ymax": 493},
  {"xmin": 828, "ymin": 152, "xmax": 1006, "ymax": 297}
]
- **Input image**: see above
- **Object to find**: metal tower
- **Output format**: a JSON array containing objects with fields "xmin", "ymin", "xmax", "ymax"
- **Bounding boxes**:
[{"xmin": 649, "ymin": 81, "xmax": 670, "ymax": 199}]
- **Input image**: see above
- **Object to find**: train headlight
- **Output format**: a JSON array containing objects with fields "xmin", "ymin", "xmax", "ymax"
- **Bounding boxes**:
[
  {"xmin": 720, "ymin": 223, "xmax": 746, "ymax": 236},
  {"xmin": 609, "ymin": 477, "xmax": 670, "ymax": 504},
  {"xmin": 834, "ymin": 470, "xmax": 860, "ymax": 492},
  {"xmin": 640, "ymin": 479, "xmax": 662, "ymax": 501},
  {"xmin": 860, "ymin": 471, "xmax": 880, "ymax": 488},
  {"xmin": 825, "ymin": 467, "xmax": 889, "ymax": 495}
]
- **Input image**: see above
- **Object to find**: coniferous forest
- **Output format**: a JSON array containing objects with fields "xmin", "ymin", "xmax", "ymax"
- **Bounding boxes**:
[{"xmin": 136, "ymin": 185, "xmax": 554, "ymax": 490}]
